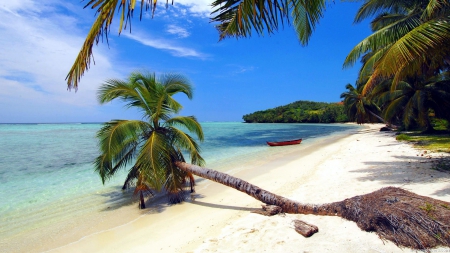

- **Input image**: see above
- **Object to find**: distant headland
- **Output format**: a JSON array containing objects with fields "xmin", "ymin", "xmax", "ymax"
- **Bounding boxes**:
[{"xmin": 242, "ymin": 100, "xmax": 349, "ymax": 123}]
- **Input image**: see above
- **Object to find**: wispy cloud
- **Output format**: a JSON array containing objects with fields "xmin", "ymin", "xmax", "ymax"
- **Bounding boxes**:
[
  {"xmin": 0, "ymin": 1, "xmax": 125, "ymax": 122},
  {"xmin": 124, "ymin": 32, "xmax": 207, "ymax": 58},
  {"xmin": 167, "ymin": 24, "xmax": 190, "ymax": 38},
  {"xmin": 236, "ymin": 66, "xmax": 256, "ymax": 73}
]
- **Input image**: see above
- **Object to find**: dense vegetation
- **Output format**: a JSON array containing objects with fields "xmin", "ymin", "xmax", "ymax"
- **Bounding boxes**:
[
  {"xmin": 339, "ymin": 1, "xmax": 450, "ymax": 132},
  {"xmin": 242, "ymin": 100, "xmax": 349, "ymax": 123}
]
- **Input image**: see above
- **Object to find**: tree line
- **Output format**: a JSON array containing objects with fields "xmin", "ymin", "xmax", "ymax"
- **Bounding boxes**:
[{"xmin": 242, "ymin": 100, "xmax": 349, "ymax": 123}]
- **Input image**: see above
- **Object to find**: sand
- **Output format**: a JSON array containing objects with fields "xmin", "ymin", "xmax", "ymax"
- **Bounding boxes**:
[{"xmin": 43, "ymin": 124, "xmax": 450, "ymax": 253}]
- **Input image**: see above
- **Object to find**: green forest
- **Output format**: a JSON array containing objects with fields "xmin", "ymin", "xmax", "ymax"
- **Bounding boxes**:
[{"xmin": 242, "ymin": 100, "xmax": 349, "ymax": 123}]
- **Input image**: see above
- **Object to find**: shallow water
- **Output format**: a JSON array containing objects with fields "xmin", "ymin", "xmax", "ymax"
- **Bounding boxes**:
[{"xmin": 0, "ymin": 122, "xmax": 361, "ymax": 250}]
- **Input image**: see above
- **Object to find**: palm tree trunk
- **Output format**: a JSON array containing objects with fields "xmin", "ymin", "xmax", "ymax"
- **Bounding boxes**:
[
  {"xmin": 367, "ymin": 110, "xmax": 399, "ymax": 129},
  {"xmin": 175, "ymin": 161, "xmax": 337, "ymax": 215},
  {"xmin": 175, "ymin": 161, "xmax": 450, "ymax": 250},
  {"xmin": 139, "ymin": 191, "xmax": 146, "ymax": 209}
]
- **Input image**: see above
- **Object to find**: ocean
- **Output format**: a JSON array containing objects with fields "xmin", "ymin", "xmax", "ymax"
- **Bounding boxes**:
[{"xmin": 0, "ymin": 122, "xmax": 361, "ymax": 251}]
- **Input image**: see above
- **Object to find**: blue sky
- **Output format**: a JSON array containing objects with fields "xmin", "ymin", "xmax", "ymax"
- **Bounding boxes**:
[{"xmin": 0, "ymin": 0, "xmax": 371, "ymax": 123}]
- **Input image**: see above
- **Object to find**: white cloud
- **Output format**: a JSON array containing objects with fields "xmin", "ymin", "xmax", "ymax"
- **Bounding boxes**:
[
  {"xmin": 174, "ymin": 0, "xmax": 213, "ymax": 17},
  {"xmin": 167, "ymin": 24, "xmax": 190, "ymax": 38},
  {"xmin": 236, "ymin": 66, "xmax": 256, "ymax": 73},
  {"xmin": 0, "ymin": 0, "xmax": 38, "ymax": 13},
  {"xmin": 124, "ymin": 32, "xmax": 207, "ymax": 58},
  {"xmin": 0, "ymin": 1, "xmax": 123, "ymax": 122},
  {"xmin": 148, "ymin": 0, "xmax": 213, "ymax": 18},
  {"xmin": 0, "ymin": 0, "xmax": 214, "ymax": 123}
]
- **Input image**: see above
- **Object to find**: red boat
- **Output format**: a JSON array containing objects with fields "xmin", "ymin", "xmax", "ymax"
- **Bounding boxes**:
[{"xmin": 266, "ymin": 138, "xmax": 302, "ymax": 146}]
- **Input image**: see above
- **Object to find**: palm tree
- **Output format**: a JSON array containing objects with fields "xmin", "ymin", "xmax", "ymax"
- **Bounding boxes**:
[
  {"xmin": 343, "ymin": 0, "xmax": 450, "ymax": 94},
  {"xmin": 340, "ymin": 83, "xmax": 383, "ymax": 124},
  {"xmin": 95, "ymin": 70, "xmax": 205, "ymax": 208},
  {"xmin": 374, "ymin": 72, "xmax": 450, "ymax": 131}
]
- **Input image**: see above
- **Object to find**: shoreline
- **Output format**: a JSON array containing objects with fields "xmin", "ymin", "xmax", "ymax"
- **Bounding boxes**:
[{"xmin": 7, "ymin": 123, "xmax": 450, "ymax": 252}]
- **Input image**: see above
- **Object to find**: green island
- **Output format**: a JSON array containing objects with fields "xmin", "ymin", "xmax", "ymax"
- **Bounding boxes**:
[{"xmin": 242, "ymin": 100, "xmax": 348, "ymax": 123}]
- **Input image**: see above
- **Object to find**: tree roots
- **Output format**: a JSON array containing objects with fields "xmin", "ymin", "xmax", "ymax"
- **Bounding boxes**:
[{"xmin": 334, "ymin": 187, "xmax": 450, "ymax": 249}]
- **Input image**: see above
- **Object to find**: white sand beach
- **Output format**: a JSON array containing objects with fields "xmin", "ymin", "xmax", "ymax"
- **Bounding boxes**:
[{"xmin": 30, "ymin": 124, "xmax": 450, "ymax": 252}]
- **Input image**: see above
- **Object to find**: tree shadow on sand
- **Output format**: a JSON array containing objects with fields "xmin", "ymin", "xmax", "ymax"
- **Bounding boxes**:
[
  {"xmin": 187, "ymin": 193, "xmax": 261, "ymax": 212},
  {"xmin": 351, "ymin": 154, "xmax": 450, "ymax": 190},
  {"xmin": 98, "ymin": 187, "xmax": 175, "ymax": 213}
]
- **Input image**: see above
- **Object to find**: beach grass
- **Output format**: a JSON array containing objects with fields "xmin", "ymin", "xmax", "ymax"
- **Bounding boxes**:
[
  {"xmin": 396, "ymin": 132, "xmax": 450, "ymax": 153},
  {"xmin": 396, "ymin": 131, "xmax": 450, "ymax": 172}
]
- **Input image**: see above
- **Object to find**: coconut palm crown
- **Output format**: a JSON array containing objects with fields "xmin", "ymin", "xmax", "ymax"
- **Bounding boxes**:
[{"xmin": 95, "ymin": 71, "xmax": 205, "ymax": 207}]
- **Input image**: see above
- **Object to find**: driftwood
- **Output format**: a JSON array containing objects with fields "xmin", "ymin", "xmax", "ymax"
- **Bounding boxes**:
[
  {"xmin": 293, "ymin": 220, "xmax": 319, "ymax": 237},
  {"xmin": 252, "ymin": 204, "xmax": 282, "ymax": 216}
]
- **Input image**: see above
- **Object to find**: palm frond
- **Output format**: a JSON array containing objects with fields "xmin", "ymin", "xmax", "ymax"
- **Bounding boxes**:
[
  {"xmin": 122, "ymin": 165, "xmax": 139, "ymax": 190},
  {"xmin": 371, "ymin": 13, "xmax": 406, "ymax": 31},
  {"xmin": 357, "ymin": 48, "xmax": 387, "ymax": 84},
  {"xmin": 160, "ymin": 73, "xmax": 194, "ymax": 98},
  {"xmin": 402, "ymin": 91, "xmax": 420, "ymax": 128},
  {"xmin": 66, "ymin": 0, "xmax": 167, "ymax": 89},
  {"xmin": 291, "ymin": 0, "xmax": 326, "ymax": 45},
  {"xmin": 135, "ymin": 131, "xmax": 172, "ymax": 191},
  {"xmin": 95, "ymin": 120, "xmax": 149, "ymax": 183},
  {"xmin": 166, "ymin": 126, "xmax": 205, "ymax": 166},
  {"xmin": 354, "ymin": 0, "xmax": 411, "ymax": 24},
  {"xmin": 97, "ymin": 78, "xmax": 155, "ymax": 117},
  {"xmin": 165, "ymin": 116, "xmax": 205, "ymax": 141},
  {"xmin": 383, "ymin": 95, "xmax": 407, "ymax": 123},
  {"xmin": 421, "ymin": 0, "xmax": 450, "ymax": 20},
  {"xmin": 371, "ymin": 17, "xmax": 450, "ymax": 85},
  {"xmin": 211, "ymin": 0, "xmax": 290, "ymax": 41},
  {"xmin": 343, "ymin": 14, "xmax": 422, "ymax": 68},
  {"xmin": 162, "ymin": 160, "xmax": 188, "ymax": 203}
]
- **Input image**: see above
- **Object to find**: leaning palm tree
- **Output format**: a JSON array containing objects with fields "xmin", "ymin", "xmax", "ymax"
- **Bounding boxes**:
[{"xmin": 95, "ymin": 70, "xmax": 205, "ymax": 208}]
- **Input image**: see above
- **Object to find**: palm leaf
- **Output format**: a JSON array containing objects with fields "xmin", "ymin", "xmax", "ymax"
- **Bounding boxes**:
[
  {"xmin": 211, "ymin": 0, "xmax": 290, "ymax": 40},
  {"xmin": 66, "ymin": 0, "xmax": 159, "ymax": 89},
  {"xmin": 353, "ymin": 0, "xmax": 413, "ymax": 24},
  {"xmin": 135, "ymin": 131, "xmax": 172, "ymax": 191},
  {"xmin": 290, "ymin": 0, "xmax": 326, "ymax": 45},
  {"xmin": 343, "ymin": 14, "xmax": 422, "ymax": 68},
  {"xmin": 160, "ymin": 73, "xmax": 194, "ymax": 98},
  {"xmin": 421, "ymin": 0, "xmax": 450, "ymax": 20},
  {"xmin": 369, "ymin": 17, "xmax": 450, "ymax": 89},
  {"xmin": 165, "ymin": 116, "xmax": 205, "ymax": 141},
  {"xmin": 166, "ymin": 126, "xmax": 205, "ymax": 166},
  {"xmin": 95, "ymin": 120, "xmax": 148, "ymax": 183},
  {"xmin": 371, "ymin": 13, "xmax": 406, "ymax": 31},
  {"xmin": 382, "ymin": 95, "xmax": 407, "ymax": 123}
]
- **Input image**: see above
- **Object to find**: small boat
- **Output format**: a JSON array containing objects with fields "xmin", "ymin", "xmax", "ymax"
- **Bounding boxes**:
[{"xmin": 266, "ymin": 138, "xmax": 302, "ymax": 147}]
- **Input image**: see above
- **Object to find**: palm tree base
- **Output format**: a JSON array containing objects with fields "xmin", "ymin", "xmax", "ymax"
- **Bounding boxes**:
[{"xmin": 176, "ymin": 162, "xmax": 450, "ymax": 250}]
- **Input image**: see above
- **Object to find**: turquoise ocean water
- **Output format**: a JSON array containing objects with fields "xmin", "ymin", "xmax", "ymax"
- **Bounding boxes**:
[{"xmin": 0, "ymin": 122, "xmax": 361, "ymax": 250}]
